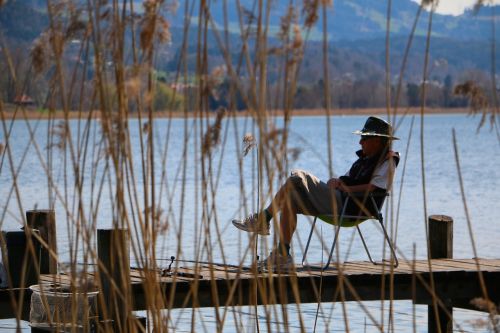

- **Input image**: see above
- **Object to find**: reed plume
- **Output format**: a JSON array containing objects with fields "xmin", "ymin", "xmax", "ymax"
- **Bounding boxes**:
[
  {"xmin": 140, "ymin": 0, "xmax": 171, "ymax": 52},
  {"xmin": 453, "ymin": 81, "xmax": 489, "ymax": 112},
  {"xmin": 31, "ymin": 34, "xmax": 48, "ymax": 75},
  {"xmin": 471, "ymin": 297, "xmax": 499, "ymax": 313},
  {"xmin": 64, "ymin": 11, "xmax": 87, "ymax": 40},
  {"xmin": 202, "ymin": 107, "xmax": 226, "ymax": 154},
  {"xmin": 278, "ymin": 5, "xmax": 296, "ymax": 41},
  {"xmin": 205, "ymin": 65, "xmax": 227, "ymax": 100},
  {"xmin": 302, "ymin": 0, "xmax": 319, "ymax": 28},
  {"xmin": 453, "ymin": 80, "xmax": 494, "ymax": 130},
  {"xmin": 242, "ymin": 133, "xmax": 256, "ymax": 157},
  {"xmin": 470, "ymin": 297, "xmax": 500, "ymax": 330},
  {"xmin": 144, "ymin": 206, "xmax": 168, "ymax": 234}
]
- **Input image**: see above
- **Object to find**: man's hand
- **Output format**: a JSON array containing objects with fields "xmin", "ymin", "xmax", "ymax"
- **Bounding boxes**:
[{"xmin": 327, "ymin": 178, "xmax": 342, "ymax": 190}]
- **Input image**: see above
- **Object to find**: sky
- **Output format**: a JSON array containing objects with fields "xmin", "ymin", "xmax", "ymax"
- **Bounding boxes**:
[{"xmin": 411, "ymin": 0, "xmax": 500, "ymax": 15}]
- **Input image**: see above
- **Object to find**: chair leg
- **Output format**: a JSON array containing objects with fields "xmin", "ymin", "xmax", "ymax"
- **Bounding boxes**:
[
  {"xmin": 323, "ymin": 222, "xmax": 342, "ymax": 270},
  {"xmin": 357, "ymin": 226, "xmax": 376, "ymax": 264},
  {"xmin": 357, "ymin": 218, "xmax": 398, "ymax": 267},
  {"xmin": 302, "ymin": 216, "xmax": 341, "ymax": 271},
  {"xmin": 301, "ymin": 216, "xmax": 318, "ymax": 266},
  {"xmin": 378, "ymin": 219, "xmax": 399, "ymax": 267}
]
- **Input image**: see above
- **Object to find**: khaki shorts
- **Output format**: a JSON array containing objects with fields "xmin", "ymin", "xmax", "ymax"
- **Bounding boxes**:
[{"xmin": 286, "ymin": 169, "xmax": 343, "ymax": 216}]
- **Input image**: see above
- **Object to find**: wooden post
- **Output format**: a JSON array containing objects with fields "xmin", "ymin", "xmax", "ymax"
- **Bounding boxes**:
[
  {"xmin": 26, "ymin": 210, "xmax": 58, "ymax": 274},
  {"xmin": 0, "ymin": 230, "xmax": 40, "ymax": 288},
  {"xmin": 97, "ymin": 229, "xmax": 131, "ymax": 332},
  {"xmin": 428, "ymin": 215, "xmax": 453, "ymax": 333}
]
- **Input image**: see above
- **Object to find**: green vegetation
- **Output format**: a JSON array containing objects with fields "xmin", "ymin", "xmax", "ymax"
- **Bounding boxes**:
[{"xmin": 153, "ymin": 82, "xmax": 184, "ymax": 111}]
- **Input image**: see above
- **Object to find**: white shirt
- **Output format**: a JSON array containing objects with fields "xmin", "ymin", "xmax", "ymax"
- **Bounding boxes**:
[
  {"xmin": 344, "ymin": 158, "xmax": 397, "ymax": 190},
  {"xmin": 370, "ymin": 159, "xmax": 397, "ymax": 190}
]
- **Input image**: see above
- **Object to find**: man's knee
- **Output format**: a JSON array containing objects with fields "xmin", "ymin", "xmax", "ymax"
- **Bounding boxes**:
[{"xmin": 282, "ymin": 176, "xmax": 309, "ymax": 213}]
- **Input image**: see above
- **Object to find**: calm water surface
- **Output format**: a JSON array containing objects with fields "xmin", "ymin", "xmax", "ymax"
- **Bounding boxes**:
[{"xmin": 1, "ymin": 113, "xmax": 499, "ymax": 332}]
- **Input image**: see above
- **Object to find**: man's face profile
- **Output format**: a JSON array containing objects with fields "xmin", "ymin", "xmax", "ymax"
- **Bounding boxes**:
[{"xmin": 360, "ymin": 136, "xmax": 383, "ymax": 156}]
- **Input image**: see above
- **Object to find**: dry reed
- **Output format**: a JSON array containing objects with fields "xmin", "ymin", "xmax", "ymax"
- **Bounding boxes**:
[{"xmin": 0, "ymin": 0, "xmax": 499, "ymax": 332}]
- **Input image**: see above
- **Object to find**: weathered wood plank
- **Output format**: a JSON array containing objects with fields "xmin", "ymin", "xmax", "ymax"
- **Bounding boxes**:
[{"xmin": 449, "ymin": 259, "xmax": 500, "ymax": 271}]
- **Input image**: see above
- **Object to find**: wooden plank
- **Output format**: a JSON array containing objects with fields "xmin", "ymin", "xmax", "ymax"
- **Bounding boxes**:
[
  {"xmin": 341, "ymin": 261, "xmax": 404, "ymax": 275},
  {"xmin": 450, "ymin": 259, "xmax": 500, "ymax": 271},
  {"xmin": 412, "ymin": 261, "xmax": 453, "ymax": 273},
  {"xmin": 430, "ymin": 260, "xmax": 486, "ymax": 272},
  {"xmin": 392, "ymin": 261, "xmax": 430, "ymax": 273},
  {"xmin": 130, "ymin": 276, "xmax": 144, "ymax": 284},
  {"xmin": 477, "ymin": 258, "xmax": 500, "ymax": 267},
  {"xmin": 391, "ymin": 266, "xmax": 418, "ymax": 275},
  {"xmin": 395, "ymin": 260, "xmax": 426, "ymax": 273},
  {"xmin": 300, "ymin": 262, "xmax": 378, "ymax": 275},
  {"xmin": 424, "ymin": 261, "xmax": 473, "ymax": 272},
  {"xmin": 435, "ymin": 258, "xmax": 484, "ymax": 268}
]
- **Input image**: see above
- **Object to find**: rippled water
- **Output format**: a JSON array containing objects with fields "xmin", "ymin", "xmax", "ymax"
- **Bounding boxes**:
[{"xmin": 1, "ymin": 113, "xmax": 499, "ymax": 332}]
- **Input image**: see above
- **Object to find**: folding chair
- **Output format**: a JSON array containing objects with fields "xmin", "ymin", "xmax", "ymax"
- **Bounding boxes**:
[{"xmin": 301, "ymin": 191, "xmax": 398, "ymax": 270}]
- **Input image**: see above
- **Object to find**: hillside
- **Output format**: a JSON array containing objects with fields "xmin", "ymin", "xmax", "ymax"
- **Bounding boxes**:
[
  {"xmin": 3, "ymin": 0, "xmax": 499, "ymax": 42},
  {"xmin": 0, "ymin": 0, "xmax": 48, "ymax": 42},
  {"xmin": 165, "ymin": 0, "xmax": 500, "ymax": 41},
  {"xmin": 0, "ymin": 0, "xmax": 498, "ymax": 109}
]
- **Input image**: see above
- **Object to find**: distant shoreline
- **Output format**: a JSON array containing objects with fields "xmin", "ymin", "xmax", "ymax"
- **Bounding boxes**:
[{"xmin": 1, "ymin": 106, "xmax": 470, "ymax": 120}]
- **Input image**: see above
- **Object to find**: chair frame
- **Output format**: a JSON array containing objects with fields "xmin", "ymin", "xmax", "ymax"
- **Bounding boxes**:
[{"xmin": 302, "ymin": 192, "xmax": 399, "ymax": 270}]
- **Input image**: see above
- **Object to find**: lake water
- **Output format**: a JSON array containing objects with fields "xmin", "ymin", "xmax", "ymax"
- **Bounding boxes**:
[{"xmin": 1, "ymin": 113, "xmax": 499, "ymax": 332}]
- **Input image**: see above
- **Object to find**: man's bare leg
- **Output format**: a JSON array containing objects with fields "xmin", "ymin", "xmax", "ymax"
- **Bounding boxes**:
[
  {"xmin": 277, "ymin": 203, "xmax": 297, "ymax": 255},
  {"xmin": 262, "ymin": 183, "xmax": 297, "ymax": 255}
]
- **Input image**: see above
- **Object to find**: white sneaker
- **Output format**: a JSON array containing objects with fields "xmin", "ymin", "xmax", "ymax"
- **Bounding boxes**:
[
  {"xmin": 258, "ymin": 250, "xmax": 293, "ymax": 272},
  {"xmin": 232, "ymin": 213, "xmax": 270, "ymax": 236}
]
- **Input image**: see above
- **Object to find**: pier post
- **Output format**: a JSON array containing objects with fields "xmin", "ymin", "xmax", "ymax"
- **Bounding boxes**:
[
  {"xmin": 0, "ymin": 229, "xmax": 40, "ymax": 320},
  {"xmin": 428, "ymin": 215, "xmax": 453, "ymax": 333},
  {"xmin": 0, "ymin": 230, "xmax": 40, "ymax": 288},
  {"xmin": 26, "ymin": 210, "xmax": 58, "ymax": 274},
  {"xmin": 97, "ymin": 228, "xmax": 132, "ymax": 332}
]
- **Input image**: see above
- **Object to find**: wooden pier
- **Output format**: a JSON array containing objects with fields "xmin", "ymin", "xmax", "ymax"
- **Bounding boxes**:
[
  {"xmin": 1, "ymin": 258, "xmax": 499, "ymax": 328},
  {"xmin": 38, "ymin": 258, "xmax": 500, "ymax": 310},
  {"xmin": 1, "ymin": 212, "xmax": 499, "ymax": 332}
]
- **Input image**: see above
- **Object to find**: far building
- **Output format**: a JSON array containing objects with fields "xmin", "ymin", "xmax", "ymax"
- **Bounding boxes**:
[{"xmin": 13, "ymin": 94, "xmax": 35, "ymax": 106}]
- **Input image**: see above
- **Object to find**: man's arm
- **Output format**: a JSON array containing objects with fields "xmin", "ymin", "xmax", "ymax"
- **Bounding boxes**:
[{"xmin": 327, "ymin": 178, "xmax": 377, "ymax": 193}]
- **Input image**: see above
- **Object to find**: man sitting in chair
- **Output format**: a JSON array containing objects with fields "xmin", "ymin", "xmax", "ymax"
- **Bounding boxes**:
[{"xmin": 232, "ymin": 116, "xmax": 400, "ymax": 271}]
